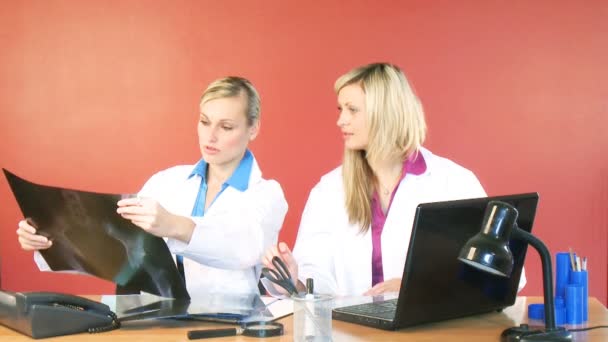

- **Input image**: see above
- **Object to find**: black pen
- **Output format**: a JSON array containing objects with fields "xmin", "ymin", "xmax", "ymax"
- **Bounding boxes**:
[
  {"xmin": 187, "ymin": 327, "xmax": 243, "ymax": 339},
  {"xmin": 188, "ymin": 322, "xmax": 284, "ymax": 339},
  {"xmin": 306, "ymin": 278, "xmax": 314, "ymax": 298}
]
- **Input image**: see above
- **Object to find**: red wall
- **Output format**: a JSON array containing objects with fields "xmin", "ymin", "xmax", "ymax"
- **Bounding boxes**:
[{"xmin": 1, "ymin": 1, "xmax": 606, "ymax": 305}]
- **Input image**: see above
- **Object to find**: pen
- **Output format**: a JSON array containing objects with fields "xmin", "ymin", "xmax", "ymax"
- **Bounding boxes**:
[
  {"xmin": 306, "ymin": 278, "xmax": 314, "ymax": 299},
  {"xmin": 568, "ymin": 247, "xmax": 576, "ymax": 271},
  {"xmin": 188, "ymin": 322, "xmax": 284, "ymax": 339},
  {"xmin": 187, "ymin": 328, "xmax": 243, "ymax": 339},
  {"xmin": 582, "ymin": 257, "xmax": 587, "ymax": 271}
]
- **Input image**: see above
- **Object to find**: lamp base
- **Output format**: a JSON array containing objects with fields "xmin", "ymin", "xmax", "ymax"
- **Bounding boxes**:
[{"xmin": 501, "ymin": 324, "xmax": 572, "ymax": 341}]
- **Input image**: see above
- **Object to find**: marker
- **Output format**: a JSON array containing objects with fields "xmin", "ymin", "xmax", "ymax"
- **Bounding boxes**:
[{"xmin": 306, "ymin": 278, "xmax": 314, "ymax": 299}]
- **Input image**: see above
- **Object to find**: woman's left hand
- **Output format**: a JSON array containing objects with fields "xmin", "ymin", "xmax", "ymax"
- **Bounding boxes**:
[
  {"xmin": 363, "ymin": 278, "xmax": 402, "ymax": 296},
  {"xmin": 116, "ymin": 197, "xmax": 194, "ymax": 242}
]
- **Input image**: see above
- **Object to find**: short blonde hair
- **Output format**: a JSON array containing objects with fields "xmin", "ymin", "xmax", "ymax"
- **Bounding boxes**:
[
  {"xmin": 200, "ymin": 76, "xmax": 260, "ymax": 126},
  {"xmin": 335, "ymin": 63, "xmax": 427, "ymax": 231}
]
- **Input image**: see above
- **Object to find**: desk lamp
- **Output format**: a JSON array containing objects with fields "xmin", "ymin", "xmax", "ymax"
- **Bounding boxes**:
[{"xmin": 458, "ymin": 201, "xmax": 572, "ymax": 341}]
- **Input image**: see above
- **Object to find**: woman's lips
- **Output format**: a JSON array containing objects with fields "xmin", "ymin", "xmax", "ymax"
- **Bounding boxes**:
[{"xmin": 204, "ymin": 146, "xmax": 220, "ymax": 154}]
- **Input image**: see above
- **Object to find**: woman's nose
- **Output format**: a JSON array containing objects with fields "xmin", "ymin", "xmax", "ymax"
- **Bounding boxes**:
[
  {"xmin": 337, "ymin": 112, "xmax": 347, "ymax": 128},
  {"xmin": 208, "ymin": 127, "xmax": 219, "ymax": 142},
  {"xmin": 200, "ymin": 125, "xmax": 219, "ymax": 142}
]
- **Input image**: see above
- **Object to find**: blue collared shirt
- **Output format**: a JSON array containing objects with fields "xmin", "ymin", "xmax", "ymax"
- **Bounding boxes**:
[{"xmin": 188, "ymin": 149, "xmax": 254, "ymax": 216}]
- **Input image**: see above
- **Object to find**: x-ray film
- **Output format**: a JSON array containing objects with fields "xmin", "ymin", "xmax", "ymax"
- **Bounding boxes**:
[
  {"xmin": 3, "ymin": 169, "xmax": 189, "ymax": 299},
  {"xmin": 105, "ymin": 292, "xmax": 266, "ymax": 322}
]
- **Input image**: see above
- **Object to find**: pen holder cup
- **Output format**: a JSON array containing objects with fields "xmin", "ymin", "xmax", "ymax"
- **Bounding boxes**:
[
  {"xmin": 569, "ymin": 270, "xmax": 588, "ymax": 321},
  {"xmin": 292, "ymin": 294, "xmax": 333, "ymax": 342},
  {"xmin": 555, "ymin": 252, "xmax": 571, "ymax": 299},
  {"xmin": 565, "ymin": 284, "xmax": 584, "ymax": 324}
]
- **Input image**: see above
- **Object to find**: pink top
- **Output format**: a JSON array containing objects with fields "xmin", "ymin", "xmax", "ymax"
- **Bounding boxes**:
[{"xmin": 370, "ymin": 152, "xmax": 427, "ymax": 286}]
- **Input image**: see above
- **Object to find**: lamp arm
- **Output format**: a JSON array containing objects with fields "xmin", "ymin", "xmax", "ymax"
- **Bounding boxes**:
[{"xmin": 511, "ymin": 226, "xmax": 556, "ymax": 330}]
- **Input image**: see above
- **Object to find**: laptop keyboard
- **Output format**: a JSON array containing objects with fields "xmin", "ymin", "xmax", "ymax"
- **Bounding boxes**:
[{"xmin": 335, "ymin": 298, "xmax": 397, "ymax": 320}]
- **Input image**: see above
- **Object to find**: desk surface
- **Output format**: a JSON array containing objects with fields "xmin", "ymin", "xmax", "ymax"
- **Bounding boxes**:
[{"xmin": 1, "ymin": 297, "xmax": 607, "ymax": 341}]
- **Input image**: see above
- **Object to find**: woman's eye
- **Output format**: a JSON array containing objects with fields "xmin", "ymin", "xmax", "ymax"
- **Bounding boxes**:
[
  {"xmin": 348, "ymin": 106, "xmax": 358, "ymax": 113},
  {"xmin": 199, "ymin": 120, "xmax": 210, "ymax": 125},
  {"xmin": 222, "ymin": 126, "xmax": 234, "ymax": 131}
]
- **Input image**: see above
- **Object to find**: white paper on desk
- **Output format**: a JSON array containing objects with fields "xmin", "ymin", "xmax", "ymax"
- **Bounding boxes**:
[
  {"xmin": 263, "ymin": 297, "xmax": 294, "ymax": 320},
  {"xmin": 241, "ymin": 296, "xmax": 293, "ymax": 323}
]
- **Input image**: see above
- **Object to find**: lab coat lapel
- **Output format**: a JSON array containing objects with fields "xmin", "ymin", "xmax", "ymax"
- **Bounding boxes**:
[
  {"xmin": 381, "ymin": 172, "xmax": 430, "ymax": 280},
  {"xmin": 334, "ymin": 218, "xmax": 372, "ymax": 295}
]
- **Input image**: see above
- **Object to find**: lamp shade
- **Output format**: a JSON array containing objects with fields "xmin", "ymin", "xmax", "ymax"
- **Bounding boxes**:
[
  {"xmin": 457, "ymin": 201, "xmax": 519, "ymax": 277},
  {"xmin": 457, "ymin": 199, "xmax": 573, "ymax": 341}
]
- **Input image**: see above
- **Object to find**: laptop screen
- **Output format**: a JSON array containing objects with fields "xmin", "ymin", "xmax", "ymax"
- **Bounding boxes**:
[{"xmin": 393, "ymin": 193, "xmax": 539, "ymax": 328}]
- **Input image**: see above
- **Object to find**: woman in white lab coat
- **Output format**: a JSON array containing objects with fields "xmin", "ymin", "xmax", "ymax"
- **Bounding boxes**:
[
  {"xmin": 263, "ymin": 63, "xmax": 520, "ymax": 297},
  {"xmin": 17, "ymin": 76, "xmax": 288, "ymax": 296}
]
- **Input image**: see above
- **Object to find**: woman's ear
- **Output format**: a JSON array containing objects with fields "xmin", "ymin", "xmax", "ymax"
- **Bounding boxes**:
[{"xmin": 248, "ymin": 120, "xmax": 260, "ymax": 141}]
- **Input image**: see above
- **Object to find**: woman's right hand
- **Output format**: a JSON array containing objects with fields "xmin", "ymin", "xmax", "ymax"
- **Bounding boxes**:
[
  {"xmin": 262, "ymin": 242, "xmax": 305, "ymax": 293},
  {"xmin": 16, "ymin": 219, "xmax": 52, "ymax": 251}
]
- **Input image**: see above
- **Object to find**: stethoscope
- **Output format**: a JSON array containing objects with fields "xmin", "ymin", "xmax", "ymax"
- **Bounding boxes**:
[{"xmin": 187, "ymin": 321, "xmax": 284, "ymax": 339}]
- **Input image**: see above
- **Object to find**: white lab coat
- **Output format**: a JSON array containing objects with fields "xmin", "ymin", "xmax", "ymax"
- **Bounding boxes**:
[
  {"xmin": 292, "ymin": 147, "xmax": 525, "ymax": 296},
  {"xmin": 35, "ymin": 156, "xmax": 288, "ymax": 296}
]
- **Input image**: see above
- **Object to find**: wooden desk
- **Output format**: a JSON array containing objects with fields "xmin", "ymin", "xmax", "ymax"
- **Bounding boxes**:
[{"xmin": 1, "ymin": 297, "xmax": 606, "ymax": 341}]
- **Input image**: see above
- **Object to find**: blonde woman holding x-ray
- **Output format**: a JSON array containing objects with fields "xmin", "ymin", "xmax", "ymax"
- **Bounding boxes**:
[
  {"xmin": 17, "ymin": 76, "xmax": 288, "ymax": 296},
  {"xmin": 263, "ymin": 62, "xmax": 525, "ymax": 297}
]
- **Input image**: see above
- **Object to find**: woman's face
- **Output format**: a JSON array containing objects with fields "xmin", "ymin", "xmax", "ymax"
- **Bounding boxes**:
[
  {"xmin": 337, "ymin": 84, "xmax": 369, "ymax": 151},
  {"xmin": 197, "ymin": 94, "xmax": 258, "ymax": 169}
]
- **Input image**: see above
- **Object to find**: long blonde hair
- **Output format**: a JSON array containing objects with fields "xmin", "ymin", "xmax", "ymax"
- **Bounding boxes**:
[{"xmin": 334, "ymin": 63, "xmax": 427, "ymax": 232}]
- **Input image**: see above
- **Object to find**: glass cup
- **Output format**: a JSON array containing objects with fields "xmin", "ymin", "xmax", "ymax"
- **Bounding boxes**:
[{"xmin": 292, "ymin": 294, "xmax": 333, "ymax": 342}]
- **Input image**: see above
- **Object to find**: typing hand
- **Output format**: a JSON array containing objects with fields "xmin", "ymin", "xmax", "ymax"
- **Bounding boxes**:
[
  {"xmin": 363, "ymin": 278, "xmax": 402, "ymax": 296},
  {"xmin": 17, "ymin": 219, "xmax": 52, "ymax": 251}
]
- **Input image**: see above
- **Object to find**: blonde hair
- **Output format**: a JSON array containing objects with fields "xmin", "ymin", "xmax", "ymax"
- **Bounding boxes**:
[
  {"xmin": 334, "ymin": 62, "xmax": 427, "ymax": 232},
  {"xmin": 200, "ymin": 76, "xmax": 260, "ymax": 126}
]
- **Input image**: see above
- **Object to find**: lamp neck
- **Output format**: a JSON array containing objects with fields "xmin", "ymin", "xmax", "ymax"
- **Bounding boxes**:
[{"xmin": 512, "ymin": 227, "xmax": 556, "ymax": 330}]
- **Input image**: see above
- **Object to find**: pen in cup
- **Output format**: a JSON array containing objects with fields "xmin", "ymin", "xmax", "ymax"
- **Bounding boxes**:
[
  {"xmin": 582, "ymin": 257, "xmax": 587, "ymax": 271},
  {"xmin": 306, "ymin": 278, "xmax": 314, "ymax": 298},
  {"xmin": 568, "ymin": 247, "xmax": 576, "ymax": 270}
]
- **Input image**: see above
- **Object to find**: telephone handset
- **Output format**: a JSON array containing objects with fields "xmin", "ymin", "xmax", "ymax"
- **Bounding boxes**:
[{"xmin": 0, "ymin": 290, "xmax": 120, "ymax": 339}]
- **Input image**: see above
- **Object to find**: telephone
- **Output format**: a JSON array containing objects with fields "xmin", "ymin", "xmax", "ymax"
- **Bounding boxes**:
[{"xmin": 0, "ymin": 290, "xmax": 120, "ymax": 339}]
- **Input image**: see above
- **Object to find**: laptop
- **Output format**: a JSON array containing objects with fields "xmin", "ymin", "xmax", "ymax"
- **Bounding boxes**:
[{"xmin": 332, "ymin": 193, "xmax": 539, "ymax": 330}]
